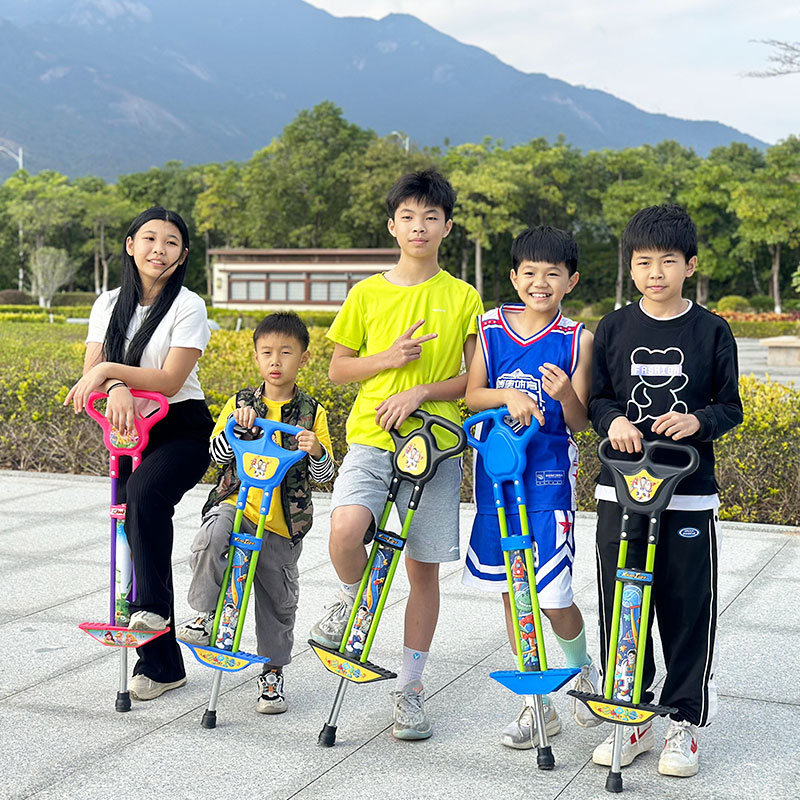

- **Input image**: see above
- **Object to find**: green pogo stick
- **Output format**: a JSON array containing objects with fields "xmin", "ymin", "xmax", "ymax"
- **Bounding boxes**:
[{"xmin": 311, "ymin": 409, "xmax": 467, "ymax": 747}]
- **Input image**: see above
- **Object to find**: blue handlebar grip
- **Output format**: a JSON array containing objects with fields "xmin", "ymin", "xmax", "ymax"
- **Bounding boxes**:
[
  {"xmin": 462, "ymin": 406, "xmax": 540, "ymax": 485},
  {"xmin": 224, "ymin": 416, "xmax": 307, "ymax": 494}
]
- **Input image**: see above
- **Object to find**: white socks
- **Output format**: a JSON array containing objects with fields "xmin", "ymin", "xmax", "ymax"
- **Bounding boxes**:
[
  {"xmin": 396, "ymin": 646, "xmax": 429, "ymax": 687},
  {"xmin": 341, "ymin": 580, "xmax": 361, "ymax": 602}
]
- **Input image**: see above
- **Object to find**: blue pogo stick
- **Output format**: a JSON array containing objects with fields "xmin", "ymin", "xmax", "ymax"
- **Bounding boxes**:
[
  {"xmin": 568, "ymin": 438, "xmax": 698, "ymax": 793},
  {"xmin": 464, "ymin": 406, "xmax": 580, "ymax": 770},
  {"xmin": 179, "ymin": 416, "xmax": 306, "ymax": 729}
]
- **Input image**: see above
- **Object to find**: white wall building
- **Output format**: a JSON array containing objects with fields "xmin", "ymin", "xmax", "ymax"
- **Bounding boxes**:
[{"xmin": 211, "ymin": 248, "xmax": 399, "ymax": 311}]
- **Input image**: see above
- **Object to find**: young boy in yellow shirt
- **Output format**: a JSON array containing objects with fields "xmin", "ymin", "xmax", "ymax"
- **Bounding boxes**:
[{"xmin": 178, "ymin": 312, "xmax": 334, "ymax": 713}]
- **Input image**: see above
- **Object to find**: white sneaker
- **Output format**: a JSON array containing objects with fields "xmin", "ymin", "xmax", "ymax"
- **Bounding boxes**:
[
  {"xmin": 128, "ymin": 611, "xmax": 168, "ymax": 632},
  {"xmin": 500, "ymin": 700, "xmax": 562, "ymax": 749},
  {"xmin": 571, "ymin": 661, "xmax": 603, "ymax": 728},
  {"xmin": 309, "ymin": 591, "xmax": 354, "ymax": 648},
  {"xmin": 390, "ymin": 679, "xmax": 432, "ymax": 740},
  {"xmin": 592, "ymin": 721, "xmax": 654, "ymax": 767},
  {"xmin": 658, "ymin": 719, "xmax": 699, "ymax": 777},
  {"xmin": 176, "ymin": 612, "xmax": 214, "ymax": 645},
  {"xmin": 128, "ymin": 674, "xmax": 186, "ymax": 700},
  {"xmin": 256, "ymin": 670, "xmax": 287, "ymax": 714}
]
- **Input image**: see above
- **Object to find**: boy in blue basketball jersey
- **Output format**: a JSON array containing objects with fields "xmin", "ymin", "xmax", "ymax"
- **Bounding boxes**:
[{"xmin": 463, "ymin": 226, "xmax": 601, "ymax": 748}]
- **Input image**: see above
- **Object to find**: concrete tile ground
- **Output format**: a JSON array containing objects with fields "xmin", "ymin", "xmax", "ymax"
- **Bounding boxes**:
[{"xmin": 1, "ymin": 471, "xmax": 798, "ymax": 800}]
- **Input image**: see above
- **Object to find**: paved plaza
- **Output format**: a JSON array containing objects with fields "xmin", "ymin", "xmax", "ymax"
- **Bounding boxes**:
[{"xmin": 2, "ymin": 468, "xmax": 798, "ymax": 800}]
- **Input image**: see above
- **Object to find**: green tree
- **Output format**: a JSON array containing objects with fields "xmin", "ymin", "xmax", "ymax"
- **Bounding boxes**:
[
  {"xmin": 731, "ymin": 136, "xmax": 800, "ymax": 312},
  {"xmin": 446, "ymin": 140, "xmax": 523, "ymax": 301},
  {"xmin": 194, "ymin": 162, "xmax": 247, "ymax": 293},
  {"xmin": 680, "ymin": 143, "xmax": 766, "ymax": 305},
  {"xmin": 242, "ymin": 102, "xmax": 374, "ymax": 248},
  {"xmin": 74, "ymin": 177, "xmax": 136, "ymax": 294},
  {"xmin": 4, "ymin": 170, "xmax": 76, "ymax": 289}
]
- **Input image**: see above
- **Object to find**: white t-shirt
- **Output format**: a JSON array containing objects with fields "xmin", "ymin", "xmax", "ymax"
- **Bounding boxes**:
[{"xmin": 87, "ymin": 286, "xmax": 210, "ymax": 406}]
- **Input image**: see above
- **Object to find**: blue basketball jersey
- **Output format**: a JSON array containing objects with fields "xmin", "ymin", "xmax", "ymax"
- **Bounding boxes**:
[{"xmin": 474, "ymin": 305, "xmax": 583, "ymax": 512}]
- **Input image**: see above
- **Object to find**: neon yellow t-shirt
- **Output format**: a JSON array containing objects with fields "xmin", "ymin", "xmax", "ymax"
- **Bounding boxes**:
[
  {"xmin": 213, "ymin": 394, "xmax": 333, "ymax": 535},
  {"xmin": 327, "ymin": 269, "xmax": 483, "ymax": 451}
]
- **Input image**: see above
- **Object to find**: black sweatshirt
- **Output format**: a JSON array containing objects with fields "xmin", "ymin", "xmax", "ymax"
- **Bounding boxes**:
[{"xmin": 589, "ymin": 301, "xmax": 743, "ymax": 496}]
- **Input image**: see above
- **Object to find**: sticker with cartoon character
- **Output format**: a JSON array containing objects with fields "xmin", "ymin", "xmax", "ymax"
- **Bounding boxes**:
[
  {"xmin": 613, "ymin": 584, "xmax": 642, "ymax": 702},
  {"xmin": 109, "ymin": 427, "xmax": 139, "ymax": 449},
  {"xmin": 399, "ymin": 435, "xmax": 428, "ymax": 476}
]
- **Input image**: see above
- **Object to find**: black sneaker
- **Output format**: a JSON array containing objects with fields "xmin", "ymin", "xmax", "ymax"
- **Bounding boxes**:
[{"xmin": 256, "ymin": 669, "xmax": 287, "ymax": 714}]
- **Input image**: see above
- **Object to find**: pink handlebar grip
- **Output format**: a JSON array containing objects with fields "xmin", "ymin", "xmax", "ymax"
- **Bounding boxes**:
[{"xmin": 87, "ymin": 390, "xmax": 169, "ymax": 460}]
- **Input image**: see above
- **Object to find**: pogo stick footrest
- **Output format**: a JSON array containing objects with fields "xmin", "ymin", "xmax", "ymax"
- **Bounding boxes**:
[
  {"xmin": 79, "ymin": 622, "xmax": 169, "ymax": 649},
  {"xmin": 491, "ymin": 667, "xmax": 579, "ymax": 696},
  {"xmin": 567, "ymin": 690, "xmax": 676, "ymax": 725},
  {"xmin": 182, "ymin": 643, "xmax": 269, "ymax": 672},
  {"xmin": 309, "ymin": 641, "xmax": 396, "ymax": 684}
]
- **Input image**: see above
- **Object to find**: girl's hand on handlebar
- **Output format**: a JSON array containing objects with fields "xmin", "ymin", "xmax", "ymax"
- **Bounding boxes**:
[{"xmin": 106, "ymin": 387, "xmax": 139, "ymax": 435}]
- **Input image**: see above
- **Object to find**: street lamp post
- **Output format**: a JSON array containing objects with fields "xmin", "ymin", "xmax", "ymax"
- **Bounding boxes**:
[{"xmin": 0, "ymin": 145, "xmax": 25, "ymax": 292}]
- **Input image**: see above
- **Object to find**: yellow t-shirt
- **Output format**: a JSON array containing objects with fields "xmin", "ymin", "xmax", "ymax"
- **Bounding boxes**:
[
  {"xmin": 327, "ymin": 269, "xmax": 483, "ymax": 451},
  {"xmin": 213, "ymin": 394, "xmax": 333, "ymax": 535}
]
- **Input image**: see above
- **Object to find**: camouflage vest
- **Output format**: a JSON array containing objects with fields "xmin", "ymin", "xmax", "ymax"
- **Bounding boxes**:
[{"xmin": 202, "ymin": 384, "xmax": 319, "ymax": 545}]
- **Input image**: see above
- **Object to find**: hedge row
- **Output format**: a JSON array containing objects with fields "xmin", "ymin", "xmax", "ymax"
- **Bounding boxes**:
[{"xmin": 1, "ymin": 322, "xmax": 798, "ymax": 525}]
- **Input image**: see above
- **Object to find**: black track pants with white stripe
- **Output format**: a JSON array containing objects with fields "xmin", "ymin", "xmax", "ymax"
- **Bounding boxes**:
[{"xmin": 595, "ymin": 501, "xmax": 720, "ymax": 727}]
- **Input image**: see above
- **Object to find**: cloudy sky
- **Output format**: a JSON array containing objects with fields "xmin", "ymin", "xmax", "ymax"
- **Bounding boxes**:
[{"xmin": 309, "ymin": 0, "xmax": 798, "ymax": 145}]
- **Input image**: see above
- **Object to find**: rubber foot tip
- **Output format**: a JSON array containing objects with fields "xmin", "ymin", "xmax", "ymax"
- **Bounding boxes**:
[
  {"xmin": 605, "ymin": 771, "xmax": 623, "ymax": 793},
  {"xmin": 537, "ymin": 745, "xmax": 555, "ymax": 770},
  {"xmin": 318, "ymin": 723, "xmax": 337, "ymax": 747},
  {"xmin": 201, "ymin": 709, "xmax": 217, "ymax": 729},
  {"xmin": 115, "ymin": 691, "xmax": 131, "ymax": 713}
]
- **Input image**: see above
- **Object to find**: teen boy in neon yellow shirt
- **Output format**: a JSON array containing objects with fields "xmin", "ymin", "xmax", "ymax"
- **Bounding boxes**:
[{"xmin": 309, "ymin": 169, "xmax": 483, "ymax": 739}]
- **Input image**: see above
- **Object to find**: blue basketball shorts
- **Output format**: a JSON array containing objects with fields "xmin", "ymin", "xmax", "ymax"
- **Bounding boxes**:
[{"xmin": 462, "ymin": 508, "xmax": 576, "ymax": 609}]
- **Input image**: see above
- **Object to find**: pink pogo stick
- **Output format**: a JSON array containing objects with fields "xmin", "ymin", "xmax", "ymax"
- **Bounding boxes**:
[{"xmin": 79, "ymin": 390, "xmax": 169, "ymax": 712}]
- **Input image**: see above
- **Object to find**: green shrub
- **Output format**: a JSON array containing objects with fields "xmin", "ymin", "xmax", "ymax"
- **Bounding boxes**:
[
  {"xmin": 0, "ymin": 305, "xmax": 46, "ymax": 314},
  {"xmin": 0, "ymin": 289, "xmax": 34, "ymax": 305},
  {"xmin": 749, "ymin": 295, "xmax": 774, "ymax": 313},
  {"xmin": 717, "ymin": 295, "xmax": 751, "ymax": 312},
  {"xmin": 207, "ymin": 307, "xmax": 338, "ymax": 330},
  {"xmin": 1, "ymin": 323, "xmax": 798, "ymax": 526},
  {"xmin": 783, "ymin": 299, "xmax": 800, "ymax": 312},
  {"xmin": 0, "ymin": 312, "xmax": 66, "ymax": 323},
  {"xmin": 725, "ymin": 320, "xmax": 800, "ymax": 338},
  {"xmin": 53, "ymin": 291, "xmax": 99, "ymax": 306},
  {"xmin": 590, "ymin": 297, "xmax": 617, "ymax": 316},
  {"xmin": 573, "ymin": 376, "xmax": 800, "ymax": 525}
]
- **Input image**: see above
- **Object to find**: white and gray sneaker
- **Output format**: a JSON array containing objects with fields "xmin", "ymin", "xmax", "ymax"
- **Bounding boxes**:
[
  {"xmin": 128, "ymin": 611, "xmax": 168, "ymax": 632},
  {"xmin": 176, "ymin": 612, "xmax": 214, "ymax": 645},
  {"xmin": 658, "ymin": 719, "xmax": 699, "ymax": 777},
  {"xmin": 592, "ymin": 720, "xmax": 654, "ymax": 767},
  {"xmin": 390, "ymin": 679, "xmax": 432, "ymax": 740},
  {"xmin": 309, "ymin": 591, "xmax": 354, "ymax": 648},
  {"xmin": 501, "ymin": 699, "xmax": 562, "ymax": 749},
  {"xmin": 571, "ymin": 661, "xmax": 603, "ymax": 728}
]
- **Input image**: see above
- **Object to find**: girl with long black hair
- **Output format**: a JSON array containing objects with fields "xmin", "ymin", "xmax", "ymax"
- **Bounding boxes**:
[{"xmin": 66, "ymin": 207, "xmax": 214, "ymax": 700}]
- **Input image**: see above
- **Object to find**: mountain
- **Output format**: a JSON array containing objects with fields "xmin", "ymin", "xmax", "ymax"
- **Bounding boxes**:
[{"xmin": 0, "ymin": 0, "xmax": 766, "ymax": 180}]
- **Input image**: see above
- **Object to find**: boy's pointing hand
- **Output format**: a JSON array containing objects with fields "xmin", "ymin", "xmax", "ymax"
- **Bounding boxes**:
[{"xmin": 384, "ymin": 320, "xmax": 438, "ymax": 369}]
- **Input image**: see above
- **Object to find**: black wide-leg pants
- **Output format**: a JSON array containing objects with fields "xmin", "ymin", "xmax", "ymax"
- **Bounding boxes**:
[{"xmin": 119, "ymin": 398, "xmax": 213, "ymax": 683}]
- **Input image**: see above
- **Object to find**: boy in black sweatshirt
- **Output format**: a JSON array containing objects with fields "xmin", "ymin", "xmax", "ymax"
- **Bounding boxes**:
[{"xmin": 588, "ymin": 204, "xmax": 742, "ymax": 778}]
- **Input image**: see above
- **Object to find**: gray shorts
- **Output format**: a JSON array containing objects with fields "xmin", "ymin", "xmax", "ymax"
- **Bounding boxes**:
[{"xmin": 331, "ymin": 443, "xmax": 463, "ymax": 563}]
